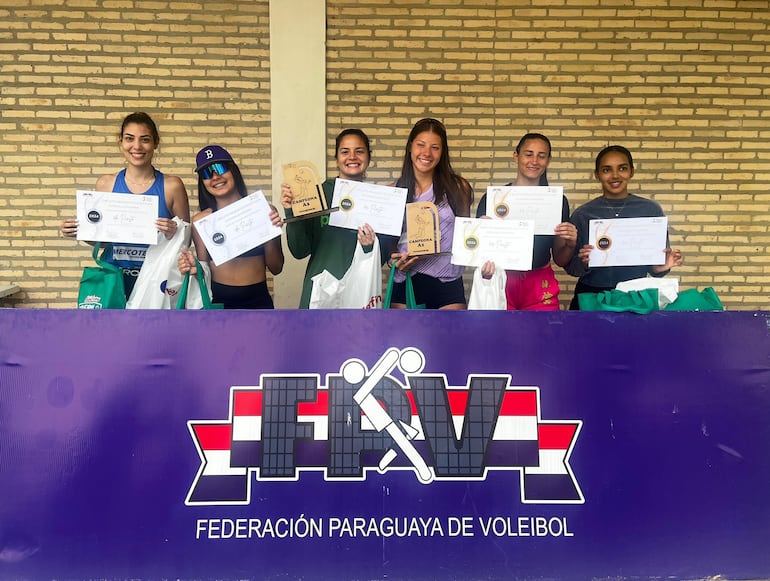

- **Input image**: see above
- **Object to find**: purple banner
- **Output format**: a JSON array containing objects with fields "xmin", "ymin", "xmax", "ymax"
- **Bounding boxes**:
[{"xmin": 1, "ymin": 309, "xmax": 769, "ymax": 580}]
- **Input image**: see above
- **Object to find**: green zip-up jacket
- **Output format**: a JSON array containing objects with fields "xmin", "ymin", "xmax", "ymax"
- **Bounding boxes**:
[{"xmin": 286, "ymin": 178, "xmax": 397, "ymax": 308}]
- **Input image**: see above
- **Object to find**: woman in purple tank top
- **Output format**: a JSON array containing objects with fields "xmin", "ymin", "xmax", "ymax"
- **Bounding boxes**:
[{"xmin": 388, "ymin": 118, "xmax": 473, "ymax": 310}]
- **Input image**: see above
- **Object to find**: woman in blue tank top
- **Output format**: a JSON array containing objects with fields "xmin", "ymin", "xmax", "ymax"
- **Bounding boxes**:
[{"xmin": 60, "ymin": 112, "xmax": 191, "ymax": 298}]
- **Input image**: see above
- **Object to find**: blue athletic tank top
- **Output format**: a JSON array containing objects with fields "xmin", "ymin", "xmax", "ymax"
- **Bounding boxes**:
[{"xmin": 108, "ymin": 168, "xmax": 171, "ymax": 269}]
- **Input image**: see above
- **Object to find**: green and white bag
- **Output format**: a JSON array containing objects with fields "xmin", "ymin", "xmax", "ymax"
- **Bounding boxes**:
[
  {"xmin": 175, "ymin": 258, "xmax": 223, "ymax": 310},
  {"xmin": 77, "ymin": 242, "xmax": 127, "ymax": 310}
]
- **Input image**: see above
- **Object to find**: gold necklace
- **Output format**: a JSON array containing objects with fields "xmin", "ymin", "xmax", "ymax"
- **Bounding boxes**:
[{"xmin": 126, "ymin": 170, "xmax": 156, "ymax": 186}]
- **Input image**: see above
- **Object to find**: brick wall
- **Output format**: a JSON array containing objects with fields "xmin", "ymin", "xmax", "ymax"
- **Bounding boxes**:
[
  {"xmin": 326, "ymin": 1, "xmax": 770, "ymax": 310},
  {"xmin": 2, "ymin": 0, "xmax": 769, "ymax": 309},
  {"xmin": 0, "ymin": 0, "xmax": 272, "ymax": 307}
]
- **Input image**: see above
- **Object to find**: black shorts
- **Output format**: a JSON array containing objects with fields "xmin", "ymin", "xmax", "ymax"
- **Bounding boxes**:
[
  {"xmin": 390, "ymin": 272, "xmax": 466, "ymax": 310},
  {"xmin": 211, "ymin": 280, "xmax": 274, "ymax": 310}
]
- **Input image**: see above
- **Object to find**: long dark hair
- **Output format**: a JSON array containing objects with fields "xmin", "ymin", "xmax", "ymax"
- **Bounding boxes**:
[
  {"xmin": 197, "ymin": 162, "xmax": 248, "ymax": 212},
  {"xmin": 396, "ymin": 118, "xmax": 472, "ymax": 216},
  {"xmin": 119, "ymin": 112, "xmax": 160, "ymax": 146},
  {"xmin": 515, "ymin": 132, "xmax": 552, "ymax": 186}
]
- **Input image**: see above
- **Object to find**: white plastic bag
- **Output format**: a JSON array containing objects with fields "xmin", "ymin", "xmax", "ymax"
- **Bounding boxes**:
[
  {"xmin": 468, "ymin": 266, "xmax": 506, "ymax": 310},
  {"xmin": 309, "ymin": 238, "xmax": 382, "ymax": 309},
  {"xmin": 164, "ymin": 255, "xmax": 212, "ymax": 309},
  {"xmin": 616, "ymin": 277, "xmax": 679, "ymax": 309},
  {"xmin": 126, "ymin": 218, "xmax": 189, "ymax": 309}
]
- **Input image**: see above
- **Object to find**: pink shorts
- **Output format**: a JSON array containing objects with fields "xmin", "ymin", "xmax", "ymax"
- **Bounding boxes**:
[{"xmin": 505, "ymin": 264, "xmax": 560, "ymax": 311}]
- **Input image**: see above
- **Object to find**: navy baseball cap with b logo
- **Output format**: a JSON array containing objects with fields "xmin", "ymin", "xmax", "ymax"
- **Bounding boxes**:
[{"xmin": 195, "ymin": 145, "xmax": 234, "ymax": 172}]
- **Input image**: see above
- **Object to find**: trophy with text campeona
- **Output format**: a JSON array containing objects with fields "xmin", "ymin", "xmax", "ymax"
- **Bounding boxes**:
[
  {"xmin": 406, "ymin": 201, "xmax": 441, "ymax": 255},
  {"xmin": 282, "ymin": 160, "xmax": 337, "ymax": 222}
]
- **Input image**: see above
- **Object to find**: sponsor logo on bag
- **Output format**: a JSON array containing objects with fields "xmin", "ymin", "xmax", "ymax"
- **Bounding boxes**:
[
  {"xmin": 162, "ymin": 279, "xmax": 180, "ymax": 298},
  {"xmin": 78, "ymin": 295, "xmax": 104, "ymax": 309},
  {"xmin": 187, "ymin": 348, "xmax": 583, "ymax": 506},
  {"xmin": 364, "ymin": 294, "xmax": 383, "ymax": 309},
  {"xmin": 112, "ymin": 245, "xmax": 147, "ymax": 261}
]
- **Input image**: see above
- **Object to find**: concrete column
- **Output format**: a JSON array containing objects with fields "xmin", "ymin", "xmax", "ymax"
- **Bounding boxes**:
[{"xmin": 269, "ymin": 0, "xmax": 326, "ymax": 308}]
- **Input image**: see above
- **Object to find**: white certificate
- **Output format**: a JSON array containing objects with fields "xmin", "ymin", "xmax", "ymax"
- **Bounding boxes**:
[
  {"xmin": 193, "ymin": 191, "xmax": 282, "ymax": 266},
  {"xmin": 450, "ymin": 217, "xmax": 535, "ymax": 270},
  {"xmin": 485, "ymin": 186, "xmax": 564, "ymax": 235},
  {"xmin": 588, "ymin": 216, "xmax": 668, "ymax": 268},
  {"xmin": 328, "ymin": 178, "xmax": 407, "ymax": 237},
  {"xmin": 76, "ymin": 190, "xmax": 158, "ymax": 245}
]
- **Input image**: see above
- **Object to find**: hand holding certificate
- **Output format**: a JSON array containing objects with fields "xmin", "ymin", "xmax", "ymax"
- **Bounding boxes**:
[
  {"xmin": 193, "ymin": 191, "xmax": 282, "ymax": 266},
  {"xmin": 588, "ymin": 216, "xmax": 668, "ymax": 268},
  {"xmin": 451, "ymin": 217, "xmax": 535, "ymax": 270},
  {"xmin": 328, "ymin": 178, "xmax": 407, "ymax": 237},
  {"xmin": 485, "ymin": 186, "xmax": 564, "ymax": 235},
  {"xmin": 76, "ymin": 190, "xmax": 159, "ymax": 245}
]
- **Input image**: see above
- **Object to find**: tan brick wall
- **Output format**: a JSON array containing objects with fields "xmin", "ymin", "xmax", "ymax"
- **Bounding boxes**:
[
  {"xmin": 0, "ymin": 0, "xmax": 272, "ymax": 307},
  {"xmin": 2, "ymin": 1, "xmax": 769, "ymax": 310},
  {"xmin": 326, "ymin": 1, "xmax": 770, "ymax": 311}
]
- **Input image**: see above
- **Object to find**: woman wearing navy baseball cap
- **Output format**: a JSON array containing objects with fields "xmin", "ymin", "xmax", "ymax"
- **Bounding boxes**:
[{"xmin": 178, "ymin": 145, "xmax": 284, "ymax": 309}]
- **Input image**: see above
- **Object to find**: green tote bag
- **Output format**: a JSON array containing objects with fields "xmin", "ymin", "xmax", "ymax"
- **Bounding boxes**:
[
  {"xmin": 664, "ymin": 287, "xmax": 724, "ymax": 311},
  {"xmin": 77, "ymin": 242, "xmax": 127, "ymax": 309},
  {"xmin": 383, "ymin": 264, "xmax": 425, "ymax": 309},
  {"xmin": 578, "ymin": 288, "xmax": 659, "ymax": 314},
  {"xmin": 175, "ymin": 259, "xmax": 224, "ymax": 310}
]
